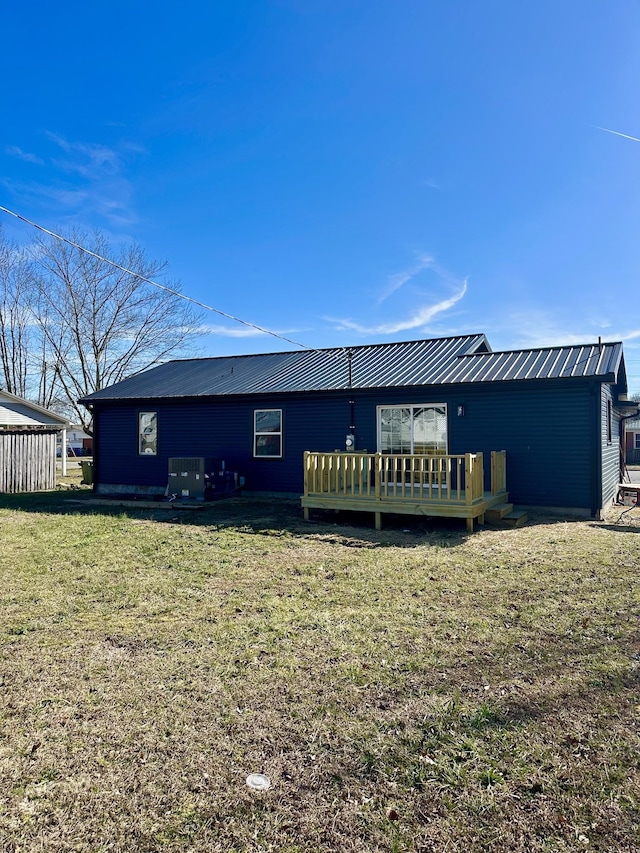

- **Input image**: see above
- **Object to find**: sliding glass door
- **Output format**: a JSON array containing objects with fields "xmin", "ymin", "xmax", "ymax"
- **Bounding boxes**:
[
  {"xmin": 377, "ymin": 404, "xmax": 448, "ymax": 488},
  {"xmin": 378, "ymin": 405, "xmax": 447, "ymax": 455}
]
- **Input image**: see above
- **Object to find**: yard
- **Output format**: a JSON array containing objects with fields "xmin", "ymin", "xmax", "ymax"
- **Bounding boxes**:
[{"xmin": 0, "ymin": 475, "xmax": 638, "ymax": 852}]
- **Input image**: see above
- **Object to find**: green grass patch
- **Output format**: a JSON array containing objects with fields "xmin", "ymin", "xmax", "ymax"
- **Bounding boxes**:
[{"xmin": 0, "ymin": 477, "xmax": 638, "ymax": 851}]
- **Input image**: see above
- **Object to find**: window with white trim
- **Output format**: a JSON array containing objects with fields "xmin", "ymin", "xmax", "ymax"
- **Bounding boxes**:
[
  {"xmin": 254, "ymin": 409, "xmax": 282, "ymax": 457},
  {"xmin": 139, "ymin": 411, "xmax": 158, "ymax": 455},
  {"xmin": 377, "ymin": 405, "xmax": 447, "ymax": 455},
  {"xmin": 634, "ymin": 433, "xmax": 640, "ymax": 450}
]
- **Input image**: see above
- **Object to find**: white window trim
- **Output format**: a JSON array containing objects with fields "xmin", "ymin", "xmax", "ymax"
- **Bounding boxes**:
[{"xmin": 253, "ymin": 408, "xmax": 283, "ymax": 458}]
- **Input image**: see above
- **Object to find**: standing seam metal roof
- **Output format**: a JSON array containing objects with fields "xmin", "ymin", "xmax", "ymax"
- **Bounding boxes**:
[{"xmin": 79, "ymin": 335, "xmax": 624, "ymax": 403}]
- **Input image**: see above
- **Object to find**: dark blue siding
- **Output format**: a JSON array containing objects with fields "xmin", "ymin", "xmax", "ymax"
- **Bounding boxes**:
[
  {"xmin": 92, "ymin": 379, "xmax": 598, "ymax": 509},
  {"xmin": 94, "ymin": 394, "xmax": 358, "ymax": 495},
  {"xmin": 444, "ymin": 382, "xmax": 593, "ymax": 508},
  {"xmin": 346, "ymin": 382, "xmax": 594, "ymax": 508}
]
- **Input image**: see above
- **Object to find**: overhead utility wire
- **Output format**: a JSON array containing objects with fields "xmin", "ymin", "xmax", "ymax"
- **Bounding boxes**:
[{"xmin": 0, "ymin": 204, "xmax": 314, "ymax": 353}]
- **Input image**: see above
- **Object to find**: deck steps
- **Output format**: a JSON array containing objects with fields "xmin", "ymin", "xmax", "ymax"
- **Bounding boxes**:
[
  {"xmin": 486, "ymin": 504, "xmax": 528, "ymax": 528},
  {"xmin": 485, "ymin": 503, "xmax": 513, "ymax": 522}
]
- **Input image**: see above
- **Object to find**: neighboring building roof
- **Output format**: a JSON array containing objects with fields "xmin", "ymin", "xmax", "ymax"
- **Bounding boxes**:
[
  {"xmin": 624, "ymin": 417, "xmax": 640, "ymax": 430},
  {"xmin": 79, "ymin": 334, "xmax": 626, "ymax": 403},
  {"xmin": 0, "ymin": 390, "xmax": 70, "ymax": 427}
]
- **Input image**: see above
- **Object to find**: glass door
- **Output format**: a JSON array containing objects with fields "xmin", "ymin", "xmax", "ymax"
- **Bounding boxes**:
[
  {"xmin": 378, "ymin": 404, "xmax": 448, "ymax": 489},
  {"xmin": 378, "ymin": 405, "xmax": 447, "ymax": 455}
]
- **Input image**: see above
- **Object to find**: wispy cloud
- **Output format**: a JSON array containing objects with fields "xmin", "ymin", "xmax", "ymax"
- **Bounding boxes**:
[
  {"xmin": 505, "ymin": 309, "xmax": 640, "ymax": 350},
  {"xmin": 378, "ymin": 254, "xmax": 434, "ymax": 304},
  {"xmin": 327, "ymin": 253, "xmax": 468, "ymax": 337},
  {"xmin": 5, "ymin": 145, "xmax": 44, "ymax": 165},
  {"xmin": 200, "ymin": 324, "xmax": 268, "ymax": 338},
  {"xmin": 593, "ymin": 125, "xmax": 640, "ymax": 144},
  {"xmin": 618, "ymin": 329, "xmax": 640, "ymax": 343},
  {"xmin": 3, "ymin": 133, "xmax": 142, "ymax": 230},
  {"xmin": 328, "ymin": 280, "xmax": 467, "ymax": 336},
  {"xmin": 200, "ymin": 323, "xmax": 304, "ymax": 339},
  {"xmin": 45, "ymin": 132, "xmax": 126, "ymax": 178}
]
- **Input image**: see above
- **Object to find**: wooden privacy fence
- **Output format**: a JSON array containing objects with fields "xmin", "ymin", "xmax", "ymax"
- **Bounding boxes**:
[{"xmin": 0, "ymin": 429, "xmax": 58, "ymax": 493}]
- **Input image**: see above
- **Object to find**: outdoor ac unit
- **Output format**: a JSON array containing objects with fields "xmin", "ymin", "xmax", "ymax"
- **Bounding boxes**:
[{"xmin": 168, "ymin": 457, "xmax": 220, "ymax": 500}]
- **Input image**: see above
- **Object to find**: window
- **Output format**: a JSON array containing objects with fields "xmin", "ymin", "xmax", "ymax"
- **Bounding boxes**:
[
  {"xmin": 139, "ymin": 412, "xmax": 158, "ymax": 455},
  {"xmin": 634, "ymin": 433, "xmax": 640, "ymax": 450},
  {"xmin": 378, "ymin": 405, "xmax": 447, "ymax": 455},
  {"xmin": 254, "ymin": 409, "xmax": 282, "ymax": 457}
]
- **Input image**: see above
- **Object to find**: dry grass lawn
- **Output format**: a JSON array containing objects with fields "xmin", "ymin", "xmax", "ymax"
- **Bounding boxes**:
[{"xmin": 0, "ymin": 474, "xmax": 638, "ymax": 852}]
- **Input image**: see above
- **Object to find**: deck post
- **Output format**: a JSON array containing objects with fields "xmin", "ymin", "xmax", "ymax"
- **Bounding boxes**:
[
  {"xmin": 375, "ymin": 511, "xmax": 382, "ymax": 530},
  {"xmin": 490, "ymin": 450, "xmax": 496, "ymax": 495},
  {"xmin": 466, "ymin": 516, "xmax": 474, "ymax": 533},
  {"xmin": 465, "ymin": 454, "xmax": 473, "ymax": 505},
  {"xmin": 491, "ymin": 450, "xmax": 506, "ymax": 495},
  {"xmin": 375, "ymin": 453, "xmax": 381, "ymax": 500}
]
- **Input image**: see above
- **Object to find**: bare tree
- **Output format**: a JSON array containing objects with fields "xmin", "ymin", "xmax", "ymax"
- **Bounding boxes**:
[
  {"xmin": 29, "ymin": 229, "xmax": 201, "ymax": 430},
  {"xmin": 0, "ymin": 229, "xmax": 34, "ymax": 398}
]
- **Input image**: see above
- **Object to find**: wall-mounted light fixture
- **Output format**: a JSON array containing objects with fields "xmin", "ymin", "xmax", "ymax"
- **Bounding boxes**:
[{"xmin": 457, "ymin": 405, "xmax": 465, "ymax": 417}]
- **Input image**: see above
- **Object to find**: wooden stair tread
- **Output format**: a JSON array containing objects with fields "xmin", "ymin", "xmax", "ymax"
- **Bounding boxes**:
[
  {"xmin": 501, "ymin": 510, "xmax": 528, "ymax": 527},
  {"xmin": 485, "ymin": 502, "xmax": 514, "ymax": 520},
  {"xmin": 486, "ymin": 506, "xmax": 528, "ymax": 527}
]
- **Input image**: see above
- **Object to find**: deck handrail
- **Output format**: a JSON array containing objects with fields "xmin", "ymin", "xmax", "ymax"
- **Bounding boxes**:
[{"xmin": 303, "ymin": 450, "xmax": 496, "ymax": 505}]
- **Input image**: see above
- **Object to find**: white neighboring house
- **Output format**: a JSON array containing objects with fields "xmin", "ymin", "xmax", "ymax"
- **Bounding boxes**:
[
  {"xmin": 58, "ymin": 424, "xmax": 93, "ymax": 457},
  {"xmin": 0, "ymin": 390, "xmax": 70, "ymax": 491},
  {"xmin": 624, "ymin": 416, "xmax": 640, "ymax": 464}
]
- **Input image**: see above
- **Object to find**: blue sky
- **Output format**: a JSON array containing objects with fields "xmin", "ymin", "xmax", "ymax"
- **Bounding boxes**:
[{"xmin": 2, "ymin": 1, "xmax": 640, "ymax": 388}]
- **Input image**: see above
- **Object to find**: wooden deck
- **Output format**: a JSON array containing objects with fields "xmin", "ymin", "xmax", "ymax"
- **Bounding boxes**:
[{"xmin": 301, "ymin": 450, "xmax": 508, "ymax": 532}]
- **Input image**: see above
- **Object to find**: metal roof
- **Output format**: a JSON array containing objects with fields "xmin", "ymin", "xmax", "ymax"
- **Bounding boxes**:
[
  {"xmin": 0, "ymin": 391, "xmax": 70, "ymax": 427},
  {"xmin": 445, "ymin": 341, "xmax": 623, "ymax": 384},
  {"xmin": 80, "ymin": 335, "xmax": 625, "ymax": 403}
]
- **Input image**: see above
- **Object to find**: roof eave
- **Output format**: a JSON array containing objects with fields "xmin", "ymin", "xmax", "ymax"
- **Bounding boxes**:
[{"xmin": 0, "ymin": 389, "xmax": 71, "ymax": 426}]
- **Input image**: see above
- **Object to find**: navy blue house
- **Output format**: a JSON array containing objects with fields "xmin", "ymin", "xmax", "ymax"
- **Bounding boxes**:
[{"xmin": 80, "ymin": 334, "xmax": 636, "ymax": 518}]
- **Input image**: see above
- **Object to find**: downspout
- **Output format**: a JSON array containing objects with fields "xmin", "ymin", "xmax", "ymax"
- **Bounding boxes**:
[
  {"xmin": 591, "ymin": 338, "xmax": 605, "ymax": 519},
  {"xmin": 590, "ymin": 381, "xmax": 602, "ymax": 519},
  {"xmin": 87, "ymin": 404, "xmax": 96, "ymax": 493}
]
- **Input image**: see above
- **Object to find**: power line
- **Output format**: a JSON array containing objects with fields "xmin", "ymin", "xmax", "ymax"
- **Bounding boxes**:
[{"xmin": 0, "ymin": 204, "xmax": 314, "ymax": 352}]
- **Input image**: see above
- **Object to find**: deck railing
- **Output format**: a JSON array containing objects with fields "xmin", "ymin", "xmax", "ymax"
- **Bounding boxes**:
[{"xmin": 304, "ymin": 450, "xmax": 506, "ymax": 506}]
